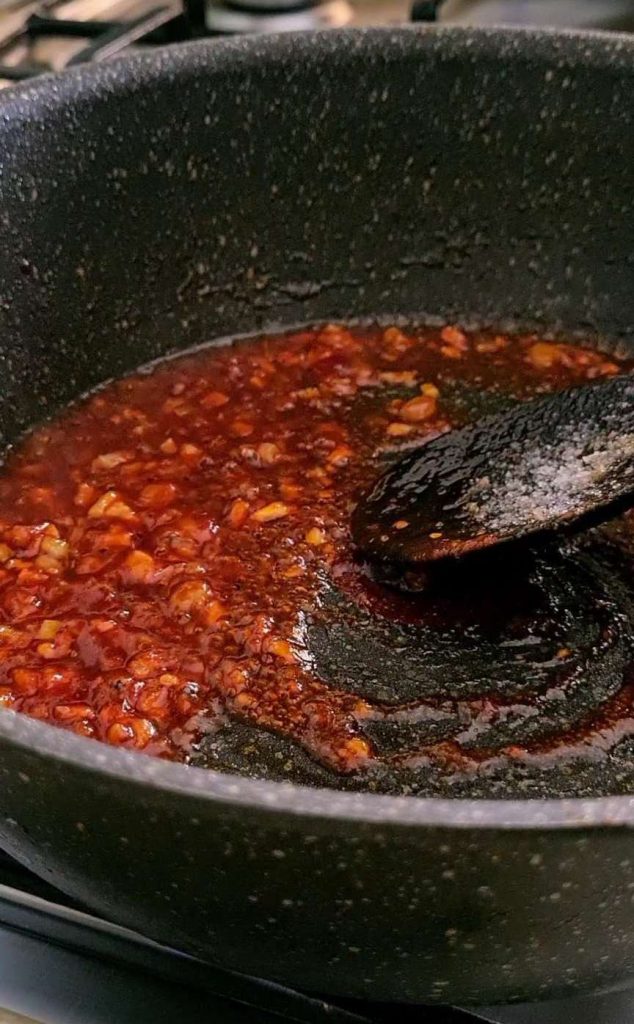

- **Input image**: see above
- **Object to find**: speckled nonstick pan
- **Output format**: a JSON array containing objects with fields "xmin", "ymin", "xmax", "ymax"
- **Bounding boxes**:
[{"xmin": 0, "ymin": 25, "xmax": 633, "ymax": 1007}]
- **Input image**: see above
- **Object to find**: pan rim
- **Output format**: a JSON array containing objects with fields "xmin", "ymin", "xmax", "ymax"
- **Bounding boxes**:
[
  {"xmin": 1, "ymin": 25, "xmax": 634, "ymax": 830},
  {"xmin": 1, "ymin": 707, "xmax": 633, "ymax": 830},
  {"xmin": 1, "ymin": 22, "xmax": 634, "ymax": 118}
]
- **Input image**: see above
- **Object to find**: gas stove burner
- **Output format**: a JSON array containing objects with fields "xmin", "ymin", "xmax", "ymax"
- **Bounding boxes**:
[{"xmin": 202, "ymin": 0, "xmax": 352, "ymax": 35}]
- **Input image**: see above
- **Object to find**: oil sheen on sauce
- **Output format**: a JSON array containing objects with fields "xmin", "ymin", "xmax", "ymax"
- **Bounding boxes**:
[{"xmin": 0, "ymin": 322, "xmax": 632, "ymax": 798}]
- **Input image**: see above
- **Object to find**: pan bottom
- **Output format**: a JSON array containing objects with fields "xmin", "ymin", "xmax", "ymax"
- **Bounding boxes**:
[{"xmin": 194, "ymin": 529, "xmax": 634, "ymax": 799}]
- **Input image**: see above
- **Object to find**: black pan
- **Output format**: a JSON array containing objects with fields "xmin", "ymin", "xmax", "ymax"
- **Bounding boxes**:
[{"xmin": 0, "ymin": 25, "xmax": 632, "ymax": 1007}]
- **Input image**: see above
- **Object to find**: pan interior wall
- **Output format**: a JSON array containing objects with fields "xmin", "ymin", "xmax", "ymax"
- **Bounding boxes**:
[{"xmin": 0, "ymin": 30, "xmax": 632, "ymax": 447}]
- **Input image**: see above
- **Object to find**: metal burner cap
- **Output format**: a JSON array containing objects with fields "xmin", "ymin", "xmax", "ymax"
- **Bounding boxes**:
[{"xmin": 204, "ymin": 0, "xmax": 352, "ymax": 32}]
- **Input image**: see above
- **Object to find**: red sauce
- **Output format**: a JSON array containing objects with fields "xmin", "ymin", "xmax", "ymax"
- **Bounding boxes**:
[{"xmin": 0, "ymin": 322, "xmax": 630, "ymax": 789}]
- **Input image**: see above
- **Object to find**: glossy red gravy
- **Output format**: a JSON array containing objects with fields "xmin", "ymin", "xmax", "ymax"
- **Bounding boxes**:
[{"xmin": 0, "ymin": 323, "xmax": 631, "ymax": 788}]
